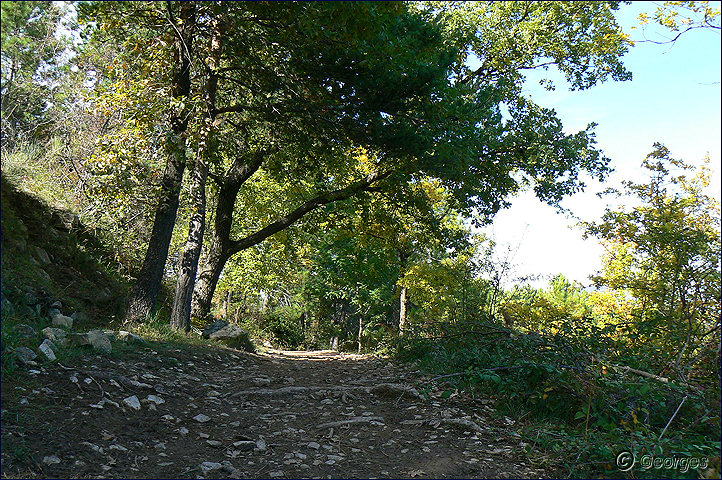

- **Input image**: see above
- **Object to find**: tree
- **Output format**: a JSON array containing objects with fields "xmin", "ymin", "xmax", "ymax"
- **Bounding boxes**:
[
  {"xmin": 189, "ymin": 1, "xmax": 633, "ymax": 321},
  {"xmin": 584, "ymin": 144, "xmax": 721, "ymax": 382},
  {"xmin": 83, "ymin": 1, "xmax": 632, "ymax": 327},
  {"xmin": 170, "ymin": 10, "xmax": 223, "ymax": 331},
  {"xmin": 1, "ymin": 1, "xmax": 67, "ymax": 146},
  {"xmin": 79, "ymin": 1, "xmax": 198, "ymax": 322}
]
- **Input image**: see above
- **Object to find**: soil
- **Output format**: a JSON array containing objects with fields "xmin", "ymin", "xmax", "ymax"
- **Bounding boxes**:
[{"xmin": 1, "ymin": 342, "xmax": 550, "ymax": 479}]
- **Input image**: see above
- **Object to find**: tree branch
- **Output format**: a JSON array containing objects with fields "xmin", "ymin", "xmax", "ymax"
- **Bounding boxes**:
[{"xmin": 229, "ymin": 171, "xmax": 391, "ymax": 254}]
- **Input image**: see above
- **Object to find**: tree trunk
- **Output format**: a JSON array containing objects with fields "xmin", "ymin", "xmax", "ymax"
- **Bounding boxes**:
[
  {"xmin": 396, "ymin": 248, "xmax": 411, "ymax": 335},
  {"xmin": 358, "ymin": 316, "xmax": 363, "ymax": 354},
  {"xmin": 190, "ymin": 151, "xmax": 263, "ymax": 319},
  {"xmin": 125, "ymin": 2, "xmax": 195, "ymax": 323},
  {"xmin": 192, "ymin": 240, "xmax": 230, "ymax": 320},
  {"xmin": 169, "ymin": 156, "xmax": 208, "ymax": 331},
  {"xmin": 399, "ymin": 285, "xmax": 408, "ymax": 335},
  {"xmin": 169, "ymin": 18, "xmax": 221, "ymax": 332}
]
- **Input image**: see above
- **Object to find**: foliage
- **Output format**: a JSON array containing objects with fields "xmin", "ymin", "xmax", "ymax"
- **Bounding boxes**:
[
  {"xmin": 583, "ymin": 144, "xmax": 721, "ymax": 386},
  {"xmin": 637, "ymin": 1, "xmax": 721, "ymax": 43},
  {"xmin": 1, "ymin": 1, "xmax": 69, "ymax": 145},
  {"xmin": 75, "ymin": 1, "xmax": 637, "ymax": 324},
  {"xmin": 502, "ymin": 274, "xmax": 593, "ymax": 333},
  {"xmin": 396, "ymin": 306, "xmax": 720, "ymax": 478}
]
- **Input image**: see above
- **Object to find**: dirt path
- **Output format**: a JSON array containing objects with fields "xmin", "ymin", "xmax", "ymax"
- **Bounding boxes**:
[{"xmin": 1, "ymin": 344, "xmax": 548, "ymax": 479}]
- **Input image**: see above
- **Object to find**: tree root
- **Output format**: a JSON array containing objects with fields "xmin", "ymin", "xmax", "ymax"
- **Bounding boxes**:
[
  {"xmin": 230, "ymin": 383, "xmax": 422, "ymax": 399},
  {"xmin": 316, "ymin": 416, "xmax": 385, "ymax": 429},
  {"xmin": 437, "ymin": 417, "xmax": 486, "ymax": 434}
]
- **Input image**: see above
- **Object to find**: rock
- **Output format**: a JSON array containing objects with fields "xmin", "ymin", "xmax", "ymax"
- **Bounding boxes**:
[
  {"xmin": 14, "ymin": 347, "xmax": 37, "ymax": 365},
  {"xmin": 81, "ymin": 442, "xmax": 103, "ymax": 453},
  {"xmin": 232, "ymin": 441, "xmax": 256, "ymax": 451},
  {"xmin": 71, "ymin": 311, "xmax": 89, "ymax": 323},
  {"xmin": 206, "ymin": 440, "xmax": 222, "ymax": 447},
  {"xmin": 193, "ymin": 413, "xmax": 211, "ymax": 423},
  {"xmin": 52, "ymin": 314, "xmax": 73, "ymax": 329},
  {"xmin": 50, "ymin": 300, "xmax": 62, "ymax": 309},
  {"xmin": 145, "ymin": 394, "xmax": 165, "ymax": 405},
  {"xmin": 253, "ymin": 377, "xmax": 271, "ymax": 386},
  {"xmin": 37, "ymin": 269, "xmax": 52, "ymax": 284},
  {"xmin": 70, "ymin": 332, "xmax": 90, "ymax": 346},
  {"xmin": 13, "ymin": 324, "xmax": 37, "ymax": 339},
  {"xmin": 1, "ymin": 295, "xmax": 15, "ymax": 316},
  {"xmin": 179, "ymin": 427, "xmax": 189, "ymax": 435},
  {"xmin": 38, "ymin": 339, "xmax": 57, "ymax": 361},
  {"xmin": 31, "ymin": 246, "xmax": 51, "ymax": 265},
  {"xmin": 95, "ymin": 288, "xmax": 112, "ymax": 303},
  {"xmin": 55, "ymin": 211, "xmax": 80, "ymax": 232},
  {"xmin": 202, "ymin": 319, "xmax": 229, "ymax": 339},
  {"xmin": 87, "ymin": 330, "xmax": 112, "ymax": 353},
  {"xmin": 199, "ymin": 462, "xmax": 223, "ymax": 475},
  {"xmin": 42, "ymin": 455, "xmax": 61, "ymax": 465},
  {"xmin": 117, "ymin": 330, "xmax": 146, "ymax": 344},
  {"xmin": 256, "ymin": 437, "xmax": 267, "ymax": 451},
  {"xmin": 42, "ymin": 327, "xmax": 68, "ymax": 347},
  {"xmin": 24, "ymin": 291, "xmax": 38, "ymax": 305},
  {"xmin": 307, "ymin": 442, "xmax": 320, "ymax": 450},
  {"xmin": 123, "ymin": 395, "xmax": 141, "ymax": 410},
  {"xmin": 100, "ymin": 398, "xmax": 120, "ymax": 408},
  {"xmin": 209, "ymin": 323, "xmax": 247, "ymax": 340},
  {"xmin": 13, "ymin": 237, "xmax": 27, "ymax": 252}
]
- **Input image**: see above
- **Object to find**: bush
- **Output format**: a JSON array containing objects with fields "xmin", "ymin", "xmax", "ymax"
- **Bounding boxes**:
[
  {"xmin": 395, "ymin": 317, "xmax": 721, "ymax": 478},
  {"xmin": 264, "ymin": 311, "xmax": 305, "ymax": 349}
]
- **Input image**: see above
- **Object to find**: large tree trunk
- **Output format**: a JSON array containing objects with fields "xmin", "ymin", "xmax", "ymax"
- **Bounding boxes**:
[
  {"xmin": 169, "ymin": 156, "xmax": 207, "ymax": 331},
  {"xmin": 192, "ymin": 240, "xmax": 230, "ymax": 320},
  {"xmin": 190, "ymin": 149, "xmax": 266, "ymax": 320},
  {"xmin": 125, "ymin": 2, "xmax": 195, "ymax": 323},
  {"xmin": 170, "ymin": 20, "xmax": 221, "ymax": 331},
  {"xmin": 190, "ymin": 185, "xmax": 234, "ymax": 320}
]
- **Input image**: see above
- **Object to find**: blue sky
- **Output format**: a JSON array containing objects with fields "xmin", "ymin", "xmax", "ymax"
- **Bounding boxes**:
[{"xmin": 479, "ymin": 1, "xmax": 721, "ymax": 288}]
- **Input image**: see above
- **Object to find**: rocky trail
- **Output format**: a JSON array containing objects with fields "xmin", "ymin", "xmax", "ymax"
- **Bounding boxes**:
[{"xmin": 1, "ymin": 343, "xmax": 548, "ymax": 479}]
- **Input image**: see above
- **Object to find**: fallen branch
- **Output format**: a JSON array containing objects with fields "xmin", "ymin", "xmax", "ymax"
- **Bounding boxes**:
[
  {"xmin": 422, "ymin": 329, "xmax": 512, "ymax": 341},
  {"xmin": 658, "ymin": 395, "xmax": 687, "ymax": 442},
  {"xmin": 612, "ymin": 364, "xmax": 670, "ymax": 383},
  {"xmin": 370, "ymin": 383, "xmax": 422, "ymax": 399},
  {"xmin": 429, "ymin": 363, "xmax": 583, "ymax": 383},
  {"xmin": 316, "ymin": 416, "xmax": 384, "ymax": 429}
]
